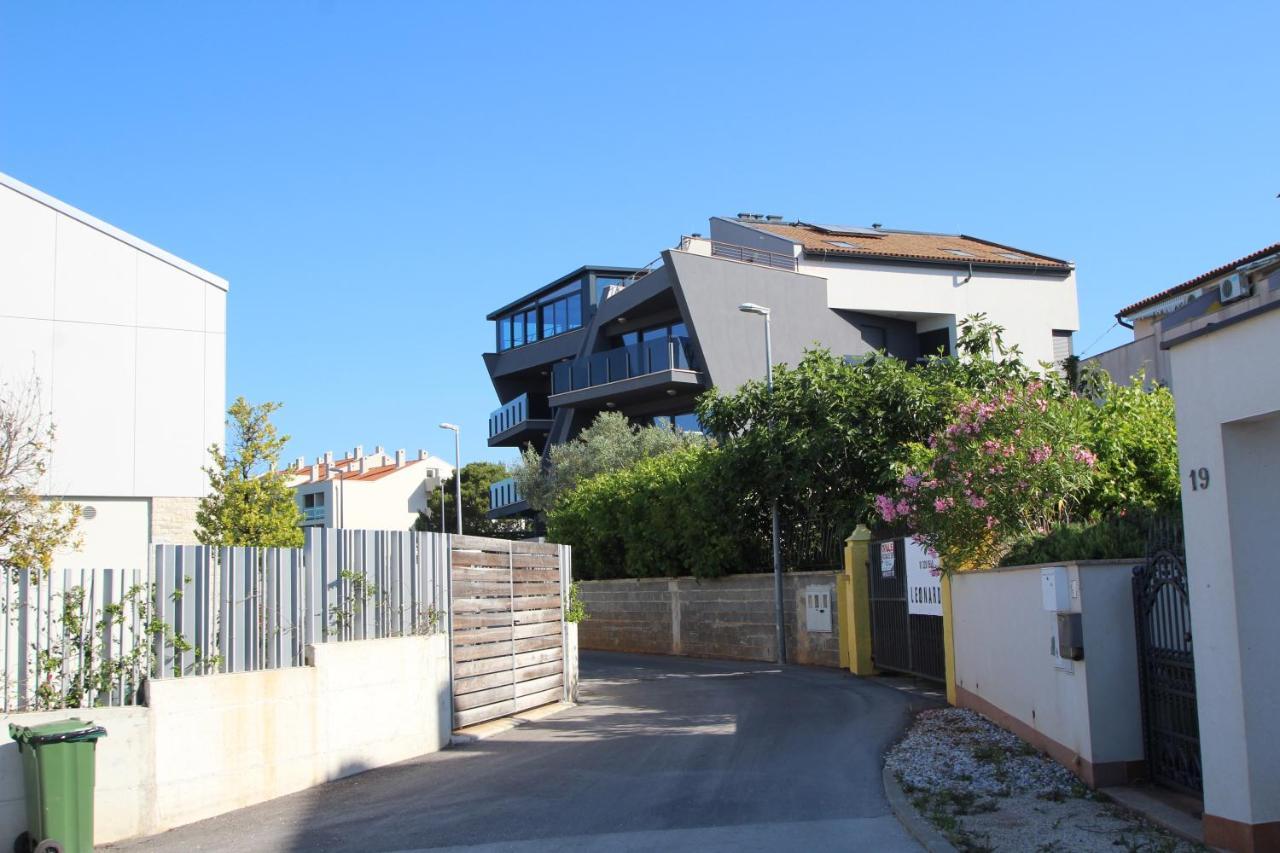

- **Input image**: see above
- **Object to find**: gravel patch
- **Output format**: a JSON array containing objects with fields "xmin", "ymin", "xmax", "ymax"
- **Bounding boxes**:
[{"xmin": 886, "ymin": 708, "xmax": 1204, "ymax": 852}]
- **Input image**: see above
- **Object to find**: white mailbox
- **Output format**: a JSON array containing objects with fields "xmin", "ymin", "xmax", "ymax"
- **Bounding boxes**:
[
  {"xmin": 1041, "ymin": 566, "xmax": 1069, "ymax": 612},
  {"xmin": 804, "ymin": 585, "xmax": 833, "ymax": 633}
]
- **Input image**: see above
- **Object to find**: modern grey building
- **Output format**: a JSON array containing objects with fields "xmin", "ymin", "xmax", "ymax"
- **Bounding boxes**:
[{"xmin": 484, "ymin": 215, "xmax": 1078, "ymax": 516}]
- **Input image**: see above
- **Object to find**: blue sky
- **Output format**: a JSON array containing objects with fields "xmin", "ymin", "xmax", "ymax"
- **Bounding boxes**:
[{"xmin": 2, "ymin": 2, "xmax": 1277, "ymax": 467}]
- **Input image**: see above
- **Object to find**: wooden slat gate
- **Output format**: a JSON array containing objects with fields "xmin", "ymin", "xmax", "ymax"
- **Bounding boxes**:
[{"xmin": 448, "ymin": 535, "xmax": 569, "ymax": 728}]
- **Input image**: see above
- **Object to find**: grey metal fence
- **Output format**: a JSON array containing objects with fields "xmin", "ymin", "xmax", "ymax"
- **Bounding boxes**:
[
  {"xmin": 153, "ymin": 528, "xmax": 448, "ymax": 678},
  {"xmin": 2, "ymin": 529, "xmax": 449, "ymax": 711},
  {"xmin": 2, "ymin": 568, "xmax": 149, "ymax": 713}
]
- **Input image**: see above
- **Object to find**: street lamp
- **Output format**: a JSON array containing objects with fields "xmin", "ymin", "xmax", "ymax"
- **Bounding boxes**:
[
  {"xmin": 738, "ymin": 302, "xmax": 786, "ymax": 665},
  {"xmin": 438, "ymin": 423, "xmax": 463, "ymax": 535}
]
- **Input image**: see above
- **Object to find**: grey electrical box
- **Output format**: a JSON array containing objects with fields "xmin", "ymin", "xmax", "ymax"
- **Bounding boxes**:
[{"xmin": 1056, "ymin": 613, "xmax": 1084, "ymax": 661}]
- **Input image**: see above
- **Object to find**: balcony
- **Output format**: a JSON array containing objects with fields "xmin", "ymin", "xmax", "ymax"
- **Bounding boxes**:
[
  {"xmin": 488, "ymin": 477, "xmax": 530, "ymax": 518},
  {"xmin": 488, "ymin": 392, "xmax": 553, "ymax": 448},
  {"xmin": 301, "ymin": 506, "xmax": 326, "ymax": 526},
  {"xmin": 549, "ymin": 336, "xmax": 705, "ymax": 408}
]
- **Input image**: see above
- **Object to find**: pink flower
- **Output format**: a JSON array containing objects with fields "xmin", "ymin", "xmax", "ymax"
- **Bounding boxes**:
[
  {"xmin": 934, "ymin": 497, "xmax": 955, "ymax": 512},
  {"xmin": 896, "ymin": 499, "xmax": 912, "ymax": 516},
  {"xmin": 902, "ymin": 473, "xmax": 922, "ymax": 491},
  {"xmin": 874, "ymin": 494, "xmax": 898, "ymax": 522},
  {"xmin": 1072, "ymin": 446, "xmax": 1098, "ymax": 467},
  {"xmin": 1035, "ymin": 399, "xmax": 1049, "ymax": 413},
  {"xmin": 968, "ymin": 495, "xmax": 987, "ymax": 509},
  {"xmin": 1029, "ymin": 445, "xmax": 1053, "ymax": 464},
  {"xmin": 982, "ymin": 440, "xmax": 1001, "ymax": 456},
  {"xmin": 985, "ymin": 515, "xmax": 998, "ymax": 529}
]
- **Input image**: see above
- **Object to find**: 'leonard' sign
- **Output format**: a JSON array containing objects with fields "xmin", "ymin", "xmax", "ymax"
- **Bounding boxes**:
[{"xmin": 904, "ymin": 538, "xmax": 943, "ymax": 616}]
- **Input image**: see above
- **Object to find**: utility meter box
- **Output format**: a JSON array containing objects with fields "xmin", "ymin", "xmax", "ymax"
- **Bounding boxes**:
[
  {"xmin": 804, "ymin": 585, "xmax": 833, "ymax": 633},
  {"xmin": 1057, "ymin": 612, "xmax": 1084, "ymax": 661},
  {"xmin": 1041, "ymin": 566, "xmax": 1069, "ymax": 612}
]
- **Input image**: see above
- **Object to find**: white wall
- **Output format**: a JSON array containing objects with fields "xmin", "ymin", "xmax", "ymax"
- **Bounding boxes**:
[
  {"xmin": 1168, "ymin": 302, "xmax": 1280, "ymax": 833},
  {"xmin": 338, "ymin": 467, "xmax": 437, "ymax": 530},
  {"xmin": 0, "ymin": 174, "xmax": 227, "ymax": 503},
  {"xmin": 816, "ymin": 260, "xmax": 1078, "ymax": 367},
  {"xmin": 51, "ymin": 497, "xmax": 151, "ymax": 569},
  {"xmin": 950, "ymin": 560, "xmax": 1144, "ymax": 785},
  {"xmin": 0, "ymin": 634, "xmax": 452, "ymax": 845}
]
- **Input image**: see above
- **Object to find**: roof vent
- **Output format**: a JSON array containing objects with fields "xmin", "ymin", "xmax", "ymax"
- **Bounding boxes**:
[
  {"xmin": 872, "ymin": 222, "xmax": 883, "ymax": 230},
  {"xmin": 765, "ymin": 215, "xmax": 783, "ymax": 222},
  {"xmin": 81, "ymin": 505, "xmax": 97, "ymax": 520}
]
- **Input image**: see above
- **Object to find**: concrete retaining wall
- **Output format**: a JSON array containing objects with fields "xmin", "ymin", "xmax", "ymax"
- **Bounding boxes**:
[
  {"xmin": 578, "ymin": 571, "xmax": 841, "ymax": 667},
  {"xmin": 0, "ymin": 633, "xmax": 451, "ymax": 845}
]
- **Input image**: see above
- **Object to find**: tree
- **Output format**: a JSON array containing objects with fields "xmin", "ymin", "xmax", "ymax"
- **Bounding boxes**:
[
  {"xmin": 695, "ymin": 314, "xmax": 1034, "ymax": 540},
  {"xmin": 196, "ymin": 398, "xmax": 303, "ymax": 547},
  {"xmin": 416, "ymin": 461, "xmax": 529, "ymax": 537},
  {"xmin": 0, "ymin": 374, "xmax": 80, "ymax": 580},
  {"xmin": 511, "ymin": 412, "xmax": 706, "ymax": 513}
]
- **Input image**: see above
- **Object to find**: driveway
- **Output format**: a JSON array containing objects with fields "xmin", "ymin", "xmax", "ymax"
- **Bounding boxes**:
[{"xmin": 113, "ymin": 652, "xmax": 925, "ymax": 851}]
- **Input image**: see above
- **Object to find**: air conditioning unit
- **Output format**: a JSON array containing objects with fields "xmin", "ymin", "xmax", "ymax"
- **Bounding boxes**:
[{"xmin": 1219, "ymin": 273, "xmax": 1251, "ymax": 304}]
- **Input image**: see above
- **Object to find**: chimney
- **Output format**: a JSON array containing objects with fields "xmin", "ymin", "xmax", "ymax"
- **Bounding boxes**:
[
  {"xmin": 396, "ymin": 449, "xmax": 406, "ymax": 467},
  {"xmin": 324, "ymin": 450, "xmax": 334, "ymax": 466},
  {"xmin": 310, "ymin": 460, "xmax": 320, "ymax": 483},
  {"xmin": 294, "ymin": 456, "xmax": 305, "ymax": 470},
  {"xmin": 418, "ymin": 449, "xmax": 428, "ymax": 461},
  {"xmin": 358, "ymin": 457, "xmax": 368, "ymax": 474},
  {"xmin": 354, "ymin": 445, "xmax": 364, "ymax": 460},
  {"xmin": 375, "ymin": 445, "xmax": 385, "ymax": 455}
]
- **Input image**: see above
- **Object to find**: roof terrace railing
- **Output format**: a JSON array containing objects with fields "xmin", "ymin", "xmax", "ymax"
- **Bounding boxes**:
[
  {"xmin": 679, "ymin": 235, "xmax": 798, "ymax": 272},
  {"xmin": 551, "ymin": 336, "xmax": 693, "ymax": 396}
]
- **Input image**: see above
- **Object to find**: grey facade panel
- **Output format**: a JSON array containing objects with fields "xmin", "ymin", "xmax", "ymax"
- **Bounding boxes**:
[{"xmin": 667, "ymin": 250, "xmax": 894, "ymax": 393}]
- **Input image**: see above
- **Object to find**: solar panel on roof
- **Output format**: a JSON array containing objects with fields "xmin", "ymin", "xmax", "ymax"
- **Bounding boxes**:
[{"xmin": 807, "ymin": 223, "xmax": 884, "ymax": 237}]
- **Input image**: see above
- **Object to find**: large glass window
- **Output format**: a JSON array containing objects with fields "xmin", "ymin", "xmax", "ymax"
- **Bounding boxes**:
[
  {"xmin": 619, "ymin": 320, "xmax": 688, "ymax": 347},
  {"xmin": 653, "ymin": 412, "xmax": 703, "ymax": 433},
  {"xmin": 495, "ymin": 281, "xmax": 586, "ymax": 351}
]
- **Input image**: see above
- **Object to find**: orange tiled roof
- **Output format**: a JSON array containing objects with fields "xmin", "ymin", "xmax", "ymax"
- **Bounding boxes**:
[
  {"xmin": 746, "ymin": 221, "xmax": 1071, "ymax": 270},
  {"xmin": 1117, "ymin": 241, "xmax": 1280, "ymax": 319},
  {"xmin": 290, "ymin": 458, "xmax": 426, "ymax": 483}
]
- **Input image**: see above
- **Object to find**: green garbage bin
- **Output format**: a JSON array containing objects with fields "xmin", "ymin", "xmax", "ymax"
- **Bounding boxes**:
[{"xmin": 9, "ymin": 719, "xmax": 107, "ymax": 853}]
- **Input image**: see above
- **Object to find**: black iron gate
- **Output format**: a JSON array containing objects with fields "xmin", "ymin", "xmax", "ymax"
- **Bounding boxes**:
[
  {"xmin": 1133, "ymin": 517, "xmax": 1202, "ymax": 795},
  {"xmin": 867, "ymin": 537, "xmax": 945, "ymax": 682}
]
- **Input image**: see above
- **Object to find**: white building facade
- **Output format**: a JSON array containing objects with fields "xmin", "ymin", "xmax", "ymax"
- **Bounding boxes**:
[
  {"xmin": 707, "ymin": 216, "xmax": 1079, "ymax": 368},
  {"xmin": 285, "ymin": 446, "xmax": 453, "ymax": 531},
  {"xmin": 0, "ymin": 172, "xmax": 226, "ymax": 569},
  {"xmin": 1163, "ymin": 274, "xmax": 1280, "ymax": 852}
]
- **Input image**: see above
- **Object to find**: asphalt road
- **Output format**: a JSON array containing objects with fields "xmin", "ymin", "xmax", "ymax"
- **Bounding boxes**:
[{"xmin": 112, "ymin": 652, "xmax": 925, "ymax": 852}]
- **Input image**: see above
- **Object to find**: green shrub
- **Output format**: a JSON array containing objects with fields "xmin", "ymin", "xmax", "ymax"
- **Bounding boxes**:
[
  {"xmin": 548, "ymin": 445, "xmax": 749, "ymax": 580},
  {"xmin": 999, "ymin": 513, "xmax": 1149, "ymax": 566}
]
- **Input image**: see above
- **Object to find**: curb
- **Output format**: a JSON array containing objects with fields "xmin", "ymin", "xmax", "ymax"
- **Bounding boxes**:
[
  {"xmin": 450, "ymin": 701, "xmax": 575, "ymax": 746},
  {"xmin": 882, "ymin": 765, "xmax": 956, "ymax": 852}
]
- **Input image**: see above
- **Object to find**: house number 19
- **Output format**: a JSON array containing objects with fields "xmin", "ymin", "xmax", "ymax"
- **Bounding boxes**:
[{"xmin": 1188, "ymin": 467, "xmax": 1210, "ymax": 491}]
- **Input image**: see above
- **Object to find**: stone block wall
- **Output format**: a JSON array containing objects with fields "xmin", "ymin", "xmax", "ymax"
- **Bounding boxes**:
[
  {"xmin": 150, "ymin": 496, "xmax": 202, "ymax": 544},
  {"xmin": 578, "ymin": 570, "xmax": 841, "ymax": 667}
]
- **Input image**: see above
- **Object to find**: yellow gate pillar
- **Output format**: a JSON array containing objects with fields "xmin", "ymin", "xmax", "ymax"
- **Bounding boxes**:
[
  {"xmin": 842, "ymin": 525, "xmax": 877, "ymax": 676},
  {"xmin": 942, "ymin": 573, "xmax": 957, "ymax": 705}
]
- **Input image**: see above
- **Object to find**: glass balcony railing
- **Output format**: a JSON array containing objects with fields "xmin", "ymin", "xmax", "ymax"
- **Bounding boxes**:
[
  {"xmin": 551, "ymin": 336, "xmax": 693, "ymax": 396},
  {"xmin": 490, "ymin": 477, "xmax": 523, "ymax": 511},
  {"xmin": 301, "ymin": 506, "xmax": 326, "ymax": 525},
  {"xmin": 490, "ymin": 393, "xmax": 531, "ymax": 439}
]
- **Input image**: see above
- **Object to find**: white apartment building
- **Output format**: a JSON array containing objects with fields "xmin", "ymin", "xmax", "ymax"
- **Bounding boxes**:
[
  {"xmin": 284, "ymin": 446, "xmax": 453, "ymax": 530},
  {"xmin": 0, "ymin": 172, "xmax": 227, "ymax": 569}
]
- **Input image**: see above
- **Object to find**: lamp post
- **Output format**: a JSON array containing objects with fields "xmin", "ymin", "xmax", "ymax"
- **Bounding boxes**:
[
  {"xmin": 439, "ymin": 423, "xmax": 463, "ymax": 535},
  {"xmin": 738, "ymin": 302, "xmax": 786, "ymax": 665}
]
